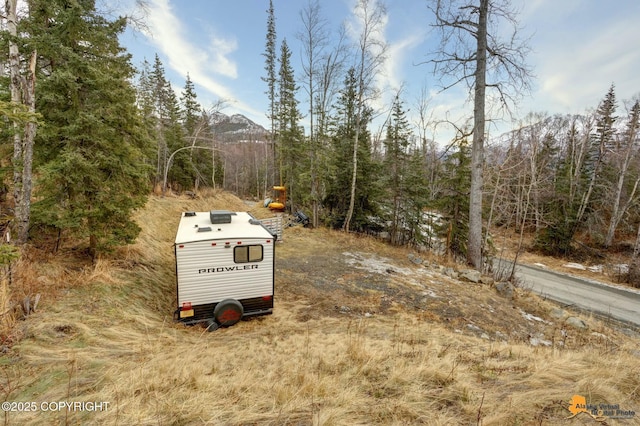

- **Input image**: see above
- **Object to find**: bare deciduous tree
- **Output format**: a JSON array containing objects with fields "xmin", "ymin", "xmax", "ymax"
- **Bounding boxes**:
[
  {"xmin": 297, "ymin": 0, "xmax": 329, "ymax": 227},
  {"xmin": 343, "ymin": 0, "xmax": 387, "ymax": 232},
  {"xmin": 427, "ymin": 0, "xmax": 532, "ymax": 269}
]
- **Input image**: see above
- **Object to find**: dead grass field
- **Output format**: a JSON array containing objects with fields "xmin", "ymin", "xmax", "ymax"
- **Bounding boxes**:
[{"xmin": 1, "ymin": 189, "xmax": 639, "ymax": 425}]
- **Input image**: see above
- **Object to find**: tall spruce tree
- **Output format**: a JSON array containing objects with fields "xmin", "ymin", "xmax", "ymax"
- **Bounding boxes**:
[
  {"xmin": 436, "ymin": 138, "xmax": 471, "ymax": 260},
  {"xmin": 403, "ymin": 147, "xmax": 431, "ymax": 247},
  {"xmin": 29, "ymin": 0, "xmax": 151, "ymax": 258},
  {"xmin": 534, "ymin": 121, "xmax": 586, "ymax": 255},
  {"xmin": 149, "ymin": 55, "xmax": 190, "ymax": 191},
  {"xmin": 343, "ymin": 0, "xmax": 387, "ymax": 232},
  {"xmin": 180, "ymin": 74, "xmax": 210, "ymax": 190},
  {"xmin": 382, "ymin": 95, "xmax": 411, "ymax": 245},
  {"xmin": 575, "ymin": 84, "xmax": 617, "ymax": 227},
  {"xmin": 180, "ymin": 73, "xmax": 201, "ymax": 135},
  {"xmin": 134, "ymin": 59, "xmax": 159, "ymax": 179},
  {"xmin": 324, "ymin": 68, "xmax": 379, "ymax": 231},
  {"xmin": 150, "ymin": 55, "xmax": 171, "ymax": 185},
  {"xmin": 277, "ymin": 39, "xmax": 304, "ymax": 212},
  {"xmin": 262, "ymin": 0, "xmax": 278, "ymax": 186}
]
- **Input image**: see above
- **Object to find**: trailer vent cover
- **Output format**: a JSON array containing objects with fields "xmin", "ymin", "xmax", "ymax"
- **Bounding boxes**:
[
  {"xmin": 197, "ymin": 226, "xmax": 212, "ymax": 232},
  {"xmin": 210, "ymin": 210, "xmax": 235, "ymax": 224}
]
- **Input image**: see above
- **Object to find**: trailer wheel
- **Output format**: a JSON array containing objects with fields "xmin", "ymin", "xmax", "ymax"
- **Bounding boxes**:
[
  {"xmin": 214, "ymin": 299, "xmax": 244, "ymax": 327},
  {"xmin": 205, "ymin": 319, "xmax": 219, "ymax": 332}
]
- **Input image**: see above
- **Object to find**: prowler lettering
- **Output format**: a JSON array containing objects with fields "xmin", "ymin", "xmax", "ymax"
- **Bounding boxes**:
[{"xmin": 198, "ymin": 265, "xmax": 259, "ymax": 274}]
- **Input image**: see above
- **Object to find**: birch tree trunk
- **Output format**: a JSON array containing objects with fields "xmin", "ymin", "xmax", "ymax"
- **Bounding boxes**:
[
  {"xmin": 630, "ymin": 218, "xmax": 640, "ymax": 288},
  {"xmin": 343, "ymin": 112, "xmax": 361, "ymax": 232},
  {"xmin": 7, "ymin": 0, "xmax": 37, "ymax": 245},
  {"xmin": 343, "ymin": 0, "xmax": 386, "ymax": 232},
  {"xmin": 298, "ymin": 0, "xmax": 328, "ymax": 228},
  {"xmin": 604, "ymin": 101, "xmax": 640, "ymax": 247}
]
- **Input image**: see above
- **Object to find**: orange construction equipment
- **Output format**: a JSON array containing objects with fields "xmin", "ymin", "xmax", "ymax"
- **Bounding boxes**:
[{"xmin": 268, "ymin": 186, "xmax": 286, "ymax": 211}]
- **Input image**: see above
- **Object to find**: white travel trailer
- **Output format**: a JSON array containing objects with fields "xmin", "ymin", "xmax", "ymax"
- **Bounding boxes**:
[{"xmin": 173, "ymin": 210, "xmax": 276, "ymax": 329}]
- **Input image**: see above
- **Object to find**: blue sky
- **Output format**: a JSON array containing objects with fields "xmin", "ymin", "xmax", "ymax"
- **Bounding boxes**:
[{"xmin": 116, "ymin": 0, "xmax": 640, "ymax": 143}]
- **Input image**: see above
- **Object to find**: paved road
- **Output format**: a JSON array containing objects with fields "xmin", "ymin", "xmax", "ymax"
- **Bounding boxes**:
[{"xmin": 496, "ymin": 260, "xmax": 640, "ymax": 327}]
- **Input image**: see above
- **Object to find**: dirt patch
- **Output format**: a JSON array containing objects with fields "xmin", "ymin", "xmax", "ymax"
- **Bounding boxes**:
[{"xmin": 274, "ymin": 226, "xmax": 607, "ymax": 348}]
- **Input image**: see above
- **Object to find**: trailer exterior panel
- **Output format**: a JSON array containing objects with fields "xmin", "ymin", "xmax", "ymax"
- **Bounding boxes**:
[
  {"xmin": 173, "ymin": 211, "xmax": 276, "ymax": 326},
  {"xmin": 176, "ymin": 239, "xmax": 274, "ymax": 305}
]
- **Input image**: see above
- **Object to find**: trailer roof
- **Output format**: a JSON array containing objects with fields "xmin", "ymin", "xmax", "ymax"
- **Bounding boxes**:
[{"xmin": 174, "ymin": 211, "xmax": 274, "ymax": 245}]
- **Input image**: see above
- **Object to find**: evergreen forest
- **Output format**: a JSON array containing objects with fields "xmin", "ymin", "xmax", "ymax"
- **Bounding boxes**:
[{"xmin": 1, "ymin": 0, "xmax": 640, "ymax": 286}]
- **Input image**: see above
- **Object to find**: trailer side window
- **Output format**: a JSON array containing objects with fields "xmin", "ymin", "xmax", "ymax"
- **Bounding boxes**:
[{"xmin": 234, "ymin": 245, "xmax": 263, "ymax": 263}]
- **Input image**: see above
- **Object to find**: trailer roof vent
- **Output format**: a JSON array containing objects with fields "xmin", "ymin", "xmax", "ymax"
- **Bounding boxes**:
[
  {"xmin": 210, "ymin": 210, "xmax": 235, "ymax": 224},
  {"xmin": 184, "ymin": 211, "xmax": 196, "ymax": 217},
  {"xmin": 197, "ymin": 226, "xmax": 212, "ymax": 232}
]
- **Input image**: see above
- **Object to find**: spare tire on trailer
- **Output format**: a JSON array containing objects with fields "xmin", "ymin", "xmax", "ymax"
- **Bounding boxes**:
[{"xmin": 213, "ymin": 299, "xmax": 244, "ymax": 327}]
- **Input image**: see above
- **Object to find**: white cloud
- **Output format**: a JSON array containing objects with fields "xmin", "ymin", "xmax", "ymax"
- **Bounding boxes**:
[
  {"xmin": 145, "ymin": 0, "xmax": 235, "ymax": 82},
  {"xmin": 382, "ymin": 31, "xmax": 425, "ymax": 91},
  {"xmin": 521, "ymin": 0, "xmax": 640, "ymax": 115},
  {"xmin": 208, "ymin": 36, "xmax": 238, "ymax": 78},
  {"xmin": 344, "ymin": 0, "xmax": 388, "ymax": 74},
  {"xmin": 140, "ymin": 0, "xmax": 262, "ymax": 118},
  {"xmin": 535, "ymin": 31, "xmax": 640, "ymax": 114}
]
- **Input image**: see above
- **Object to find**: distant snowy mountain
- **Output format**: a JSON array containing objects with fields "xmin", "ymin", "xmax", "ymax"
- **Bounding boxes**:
[{"xmin": 210, "ymin": 112, "xmax": 268, "ymax": 142}]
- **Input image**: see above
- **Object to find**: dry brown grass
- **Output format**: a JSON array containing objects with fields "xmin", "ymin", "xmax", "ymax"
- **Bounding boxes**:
[
  {"xmin": 0, "ymin": 268, "xmax": 14, "ymax": 347},
  {"xmin": 0, "ymin": 191, "xmax": 638, "ymax": 425}
]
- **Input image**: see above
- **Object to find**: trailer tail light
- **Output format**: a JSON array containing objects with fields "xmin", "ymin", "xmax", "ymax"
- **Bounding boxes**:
[
  {"xmin": 266, "ymin": 240, "xmax": 271, "ymax": 243},
  {"xmin": 179, "ymin": 302, "xmax": 194, "ymax": 318},
  {"xmin": 262, "ymin": 295, "xmax": 272, "ymax": 301}
]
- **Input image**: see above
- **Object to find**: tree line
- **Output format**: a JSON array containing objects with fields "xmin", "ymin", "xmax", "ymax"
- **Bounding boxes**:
[
  {"xmin": 487, "ymin": 89, "xmax": 640, "ymax": 258},
  {"xmin": 255, "ymin": 0, "xmax": 640, "ymax": 282},
  {"xmin": 1, "ymin": 0, "xmax": 639, "ymax": 287}
]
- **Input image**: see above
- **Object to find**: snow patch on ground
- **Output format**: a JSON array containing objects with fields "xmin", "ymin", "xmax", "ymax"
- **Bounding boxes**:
[
  {"xmin": 612, "ymin": 264, "xmax": 629, "ymax": 274},
  {"xmin": 342, "ymin": 251, "xmax": 435, "ymax": 280},
  {"xmin": 563, "ymin": 262, "xmax": 629, "ymax": 275},
  {"xmin": 342, "ymin": 251, "xmax": 438, "ymax": 296},
  {"xmin": 529, "ymin": 334, "xmax": 552, "ymax": 347},
  {"xmin": 520, "ymin": 309, "xmax": 551, "ymax": 324},
  {"xmin": 343, "ymin": 251, "xmax": 413, "ymax": 275},
  {"xmin": 563, "ymin": 262, "xmax": 586, "ymax": 270}
]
